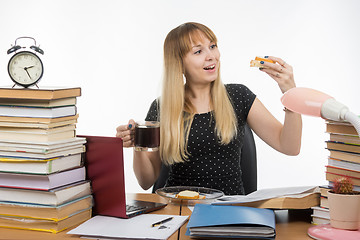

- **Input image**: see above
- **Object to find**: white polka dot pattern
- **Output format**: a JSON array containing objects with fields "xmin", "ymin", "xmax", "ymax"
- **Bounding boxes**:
[{"xmin": 145, "ymin": 84, "xmax": 256, "ymax": 195}]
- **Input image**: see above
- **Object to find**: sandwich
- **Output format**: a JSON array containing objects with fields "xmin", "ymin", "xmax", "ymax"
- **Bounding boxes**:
[
  {"xmin": 250, "ymin": 56, "xmax": 274, "ymax": 68},
  {"xmin": 175, "ymin": 190, "xmax": 206, "ymax": 199}
]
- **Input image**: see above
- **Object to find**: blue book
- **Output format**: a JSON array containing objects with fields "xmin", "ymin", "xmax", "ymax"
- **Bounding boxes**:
[{"xmin": 186, "ymin": 204, "xmax": 276, "ymax": 239}]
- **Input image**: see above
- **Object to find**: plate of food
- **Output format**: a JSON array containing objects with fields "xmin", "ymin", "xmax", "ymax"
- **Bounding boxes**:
[{"xmin": 155, "ymin": 186, "xmax": 224, "ymax": 205}]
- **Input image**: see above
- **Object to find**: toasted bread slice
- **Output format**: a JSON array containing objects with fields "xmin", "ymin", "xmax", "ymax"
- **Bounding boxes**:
[
  {"xmin": 255, "ymin": 56, "xmax": 274, "ymax": 63},
  {"xmin": 250, "ymin": 60, "xmax": 263, "ymax": 68},
  {"xmin": 250, "ymin": 56, "xmax": 274, "ymax": 68},
  {"xmin": 175, "ymin": 190, "xmax": 200, "ymax": 199},
  {"xmin": 198, "ymin": 195, "xmax": 206, "ymax": 200}
]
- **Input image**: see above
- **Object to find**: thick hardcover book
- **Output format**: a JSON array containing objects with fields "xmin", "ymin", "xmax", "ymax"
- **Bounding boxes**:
[
  {"xmin": 312, "ymin": 215, "xmax": 330, "ymax": 225},
  {"xmin": 326, "ymin": 141, "xmax": 360, "ymax": 154},
  {"xmin": 326, "ymin": 172, "xmax": 360, "ymax": 186},
  {"xmin": 0, "ymin": 129, "xmax": 76, "ymax": 143},
  {"xmin": 320, "ymin": 196, "xmax": 329, "ymax": 209},
  {"xmin": 0, "ymin": 87, "xmax": 81, "ymax": 100},
  {"xmin": 0, "ymin": 105, "xmax": 76, "ymax": 118},
  {"xmin": 0, "ymin": 118, "xmax": 77, "ymax": 129},
  {"xmin": 0, "ymin": 114, "xmax": 78, "ymax": 125},
  {"xmin": 0, "ymin": 195, "xmax": 93, "ymax": 220},
  {"xmin": 0, "ymin": 180, "xmax": 91, "ymax": 206},
  {"xmin": 0, "ymin": 153, "xmax": 83, "ymax": 174},
  {"xmin": 330, "ymin": 133, "xmax": 360, "ymax": 146},
  {"xmin": 0, "ymin": 208, "xmax": 91, "ymax": 233},
  {"xmin": 311, "ymin": 206, "xmax": 330, "ymax": 225},
  {"xmin": 0, "ymin": 137, "xmax": 86, "ymax": 154},
  {"xmin": 0, "ymin": 166, "xmax": 86, "ymax": 190},
  {"xmin": 0, "ymin": 145, "xmax": 85, "ymax": 159},
  {"xmin": 326, "ymin": 122, "xmax": 358, "ymax": 136},
  {"xmin": 0, "ymin": 97, "xmax": 77, "ymax": 108},
  {"xmin": 311, "ymin": 202, "xmax": 330, "ymax": 225},
  {"xmin": 329, "ymin": 150, "xmax": 360, "ymax": 164},
  {"xmin": 319, "ymin": 185, "xmax": 330, "ymax": 198},
  {"xmin": 328, "ymin": 158, "xmax": 360, "ymax": 172},
  {"xmin": 326, "ymin": 165, "xmax": 360, "ymax": 179},
  {"xmin": 0, "ymin": 124, "xmax": 76, "ymax": 133},
  {"xmin": 186, "ymin": 204, "xmax": 276, "ymax": 239}
]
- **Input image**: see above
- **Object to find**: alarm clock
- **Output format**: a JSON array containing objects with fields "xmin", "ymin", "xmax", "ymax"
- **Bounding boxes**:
[{"xmin": 7, "ymin": 37, "xmax": 44, "ymax": 88}]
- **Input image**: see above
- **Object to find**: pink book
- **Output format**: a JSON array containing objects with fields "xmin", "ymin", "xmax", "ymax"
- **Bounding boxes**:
[{"xmin": 308, "ymin": 224, "xmax": 360, "ymax": 240}]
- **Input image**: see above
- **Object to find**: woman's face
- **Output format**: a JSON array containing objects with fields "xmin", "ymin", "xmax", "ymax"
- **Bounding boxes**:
[{"xmin": 183, "ymin": 33, "xmax": 220, "ymax": 86}]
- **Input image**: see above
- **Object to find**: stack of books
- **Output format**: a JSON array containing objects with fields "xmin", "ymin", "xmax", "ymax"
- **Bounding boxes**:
[
  {"xmin": 0, "ymin": 87, "xmax": 92, "ymax": 233},
  {"xmin": 311, "ymin": 119, "xmax": 360, "ymax": 225}
]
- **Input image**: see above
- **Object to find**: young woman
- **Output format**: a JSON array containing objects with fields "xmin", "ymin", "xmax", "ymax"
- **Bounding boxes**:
[{"xmin": 116, "ymin": 22, "xmax": 302, "ymax": 195}]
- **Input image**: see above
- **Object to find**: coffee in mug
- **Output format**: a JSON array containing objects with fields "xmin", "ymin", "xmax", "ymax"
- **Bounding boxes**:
[{"xmin": 134, "ymin": 121, "xmax": 160, "ymax": 151}]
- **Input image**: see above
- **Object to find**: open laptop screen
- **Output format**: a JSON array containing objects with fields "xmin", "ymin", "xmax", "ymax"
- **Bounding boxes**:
[
  {"xmin": 81, "ymin": 135, "xmax": 127, "ymax": 217},
  {"xmin": 79, "ymin": 135, "xmax": 166, "ymax": 218}
]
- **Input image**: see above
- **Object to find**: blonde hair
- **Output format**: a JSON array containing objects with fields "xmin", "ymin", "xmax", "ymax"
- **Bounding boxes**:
[{"xmin": 160, "ymin": 22, "xmax": 238, "ymax": 165}]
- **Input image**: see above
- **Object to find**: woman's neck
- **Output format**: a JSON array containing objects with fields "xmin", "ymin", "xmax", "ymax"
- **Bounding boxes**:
[{"xmin": 185, "ymin": 83, "xmax": 212, "ymax": 114}]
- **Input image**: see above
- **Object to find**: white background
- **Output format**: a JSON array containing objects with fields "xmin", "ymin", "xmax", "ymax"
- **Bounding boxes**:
[{"xmin": 1, "ymin": 0, "xmax": 359, "ymax": 194}]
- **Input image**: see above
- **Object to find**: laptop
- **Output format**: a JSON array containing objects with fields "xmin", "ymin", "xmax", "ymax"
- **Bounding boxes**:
[{"xmin": 78, "ymin": 135, "xmax": 167, "ymax": 218}]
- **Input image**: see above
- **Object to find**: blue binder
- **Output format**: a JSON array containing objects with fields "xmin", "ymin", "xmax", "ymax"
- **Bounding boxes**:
[{"xmin": 186, "ymin": 204, "xmax": 276, "ymax": 239}]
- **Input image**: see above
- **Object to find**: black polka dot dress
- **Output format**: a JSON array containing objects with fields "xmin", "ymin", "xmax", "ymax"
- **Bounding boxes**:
[{"xmin": 145, "ymin": 84, "xmax": 256, "ymax": 195}]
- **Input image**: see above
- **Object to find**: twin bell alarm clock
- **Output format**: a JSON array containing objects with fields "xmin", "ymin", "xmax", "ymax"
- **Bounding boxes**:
[{"xmin": 7, "ymin": 37, "xmax": 44, "ymax": 88}]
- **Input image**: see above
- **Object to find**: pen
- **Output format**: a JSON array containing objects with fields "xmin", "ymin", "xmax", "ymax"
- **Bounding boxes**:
[{"xmin": 151, "ymin": 217, "xmax": 173, "ymax": 227}]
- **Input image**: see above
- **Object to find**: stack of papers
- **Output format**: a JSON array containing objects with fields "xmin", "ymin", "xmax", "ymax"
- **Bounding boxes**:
[
  {"xmin": 67, "ymin": 214, "xmax": 188, "ymax": 240},
  {"xmin": 213, "ymin": 186, "xmax": 320, "ymax": 209},
  {"xmin": 189, "ymin": 225, "xmax": 275, "ymax": 238}
]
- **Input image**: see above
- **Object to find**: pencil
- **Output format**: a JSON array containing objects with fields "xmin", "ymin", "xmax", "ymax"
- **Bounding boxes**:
[{"xmin": 151, "ymin": 217, "xmax": 174, "ymax": 227}]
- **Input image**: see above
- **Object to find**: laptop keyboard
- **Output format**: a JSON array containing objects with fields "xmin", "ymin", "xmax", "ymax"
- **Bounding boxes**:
[{"xmin": 126, "ymin": 204, "xmax": 147, "ymax": 213}]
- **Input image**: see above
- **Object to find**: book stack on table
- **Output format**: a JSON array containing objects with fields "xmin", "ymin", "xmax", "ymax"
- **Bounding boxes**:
[
  {"xmin": 311, "ymin": 120, "xmax": 360, "ymax": 225},
  {"xmin": 0, "ymin": 87, "xmax": 92, "ymax": 233}
]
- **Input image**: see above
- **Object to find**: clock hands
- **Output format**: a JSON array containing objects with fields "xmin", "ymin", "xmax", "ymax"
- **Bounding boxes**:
[
  {"xmin": 24, "ymin": 65, "xmax": 34, "ymax": 70},
  {"xmin": 24, "ymin": 66, "xmax": 34, "ymax": 79},
  {"xmin": 24, "ymin": 68, "xmax": 32, "ymax": 79}
]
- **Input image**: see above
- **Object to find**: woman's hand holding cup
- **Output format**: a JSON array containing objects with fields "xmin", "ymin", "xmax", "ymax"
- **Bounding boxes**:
[
  {"xmin": 116, "ymin": 119, "xmax": 135, "ymax": 148},
  {"xmin": 116, "ymin": 119, "xmax": 160, "ymax": 151}
]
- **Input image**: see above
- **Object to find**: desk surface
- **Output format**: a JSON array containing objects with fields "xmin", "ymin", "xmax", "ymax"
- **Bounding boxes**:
[{"xmin": 0, "ymin": 193, "xmax": 313, "ymax": 240}]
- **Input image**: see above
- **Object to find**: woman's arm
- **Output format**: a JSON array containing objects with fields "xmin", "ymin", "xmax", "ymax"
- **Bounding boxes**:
[
  {"xmin": 132, "ymin": 150, "xmax": 162, "ymax": 190},
  {"xmin": 247, "ymin": 56, "xmax": 302, "ymax": 155},
  {"xmin": 247, "ymin": 98, "xmax": 302, "ymax": 155}
]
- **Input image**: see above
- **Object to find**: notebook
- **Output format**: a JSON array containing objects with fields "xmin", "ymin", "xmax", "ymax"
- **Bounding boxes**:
[
  {"xmin": 78, "ymin": 135, "xmax": 167, "ymax": 218},
  {"xmin": 186, "ymin": 204, "xmax": 276, "ymax": 239}
]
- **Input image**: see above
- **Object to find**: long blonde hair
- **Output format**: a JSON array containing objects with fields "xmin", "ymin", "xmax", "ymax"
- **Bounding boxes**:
[{"xmin": 160, "ymin": 22, "xmax": 238, "ymax": 165}]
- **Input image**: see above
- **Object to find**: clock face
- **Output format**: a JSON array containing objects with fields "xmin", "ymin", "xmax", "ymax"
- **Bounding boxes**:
[{"xmin": 7, "ymin": 51, "xmax": 44, "ymax": 87}]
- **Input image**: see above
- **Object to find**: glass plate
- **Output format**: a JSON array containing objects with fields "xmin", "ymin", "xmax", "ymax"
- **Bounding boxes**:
[{"xmin": 155, "ymin": 186, "xmax": 224, "ymax": 205}]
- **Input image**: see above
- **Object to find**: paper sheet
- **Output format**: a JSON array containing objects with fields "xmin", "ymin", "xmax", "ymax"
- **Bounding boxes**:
[
  {"xmin": 67, "ymin": 214, "xmax": 188, "ymax": 240},
  {"xmin": 213, "ymin": 186, "xmax": 319, "ymax": 204}
]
